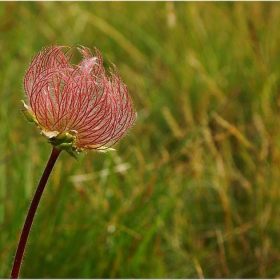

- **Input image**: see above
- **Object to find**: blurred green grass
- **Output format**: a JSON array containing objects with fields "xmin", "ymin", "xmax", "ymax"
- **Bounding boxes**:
[{"xmin": 1, "ymin": 1, "xmax": 280, "ymax": 278}]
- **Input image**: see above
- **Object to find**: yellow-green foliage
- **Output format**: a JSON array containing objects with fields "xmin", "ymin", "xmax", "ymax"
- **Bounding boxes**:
[{"xmin": 1, "ymin": 2, "xmax": 280, "ymax": 278}]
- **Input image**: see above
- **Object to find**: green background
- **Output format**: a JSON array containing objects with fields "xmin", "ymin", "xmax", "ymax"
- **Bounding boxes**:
[{"xmin": 1, "ymin": 2, "xmax": 280, "ymax": 278}]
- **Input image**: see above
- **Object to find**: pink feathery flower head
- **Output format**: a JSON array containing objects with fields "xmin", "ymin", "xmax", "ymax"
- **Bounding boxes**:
[{"xmin": 22, "ymin": 45, "xmax": 137, "ymax": 157}]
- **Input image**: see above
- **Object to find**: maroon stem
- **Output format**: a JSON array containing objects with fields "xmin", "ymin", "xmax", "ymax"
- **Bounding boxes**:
[{"xmin": 10, "ymin": 147, "xmax": 62, "ymax": 279}]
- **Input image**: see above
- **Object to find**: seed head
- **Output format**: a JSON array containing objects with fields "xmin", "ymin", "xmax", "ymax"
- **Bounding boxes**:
[{"xmin": 22, "ymin": 45, "xmax": 137, "ymax": 157}]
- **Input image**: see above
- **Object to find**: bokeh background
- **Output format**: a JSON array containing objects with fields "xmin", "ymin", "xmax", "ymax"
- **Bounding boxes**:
[{"xmin": 1, "ymin": 1, "xmax": 280, "ymax": 278}]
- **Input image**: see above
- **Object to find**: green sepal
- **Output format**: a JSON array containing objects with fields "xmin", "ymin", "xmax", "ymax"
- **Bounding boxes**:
[
  {"xmin": 65, "ymin": 149, "xmax": 79, "ymax": 160},
  {"xmin": 21, "ymin": 108, "xmax": 39, "ymax": 125},
  {"xmin": 55, "ymin": 132, "xmax": 76, "ymax": 143},
  {"xmin": 48, "ymin": 132, "xmax": 76, "ymax": 146},
  {"xmin": 55, "ymin": 142, "xmax": 72, "ymax": 148},
  {"xmin": 21, "ymin": 100, "xmax": 39, "ymax": 125},
  {"xmin": 48, "ymin": 131, "xmax": 79, "ymax": 160}
]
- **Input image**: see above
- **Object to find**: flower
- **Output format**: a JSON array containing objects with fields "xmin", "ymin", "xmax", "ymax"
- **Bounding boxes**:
[{"xmin": 22, "ymin": 45, "xmax": 137, "ymax": 157}]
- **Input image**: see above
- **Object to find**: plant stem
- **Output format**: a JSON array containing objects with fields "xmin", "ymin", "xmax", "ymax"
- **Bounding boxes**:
[{"xmin": 10, "ymin": 147, "xmax": 61, "ymax": 279}]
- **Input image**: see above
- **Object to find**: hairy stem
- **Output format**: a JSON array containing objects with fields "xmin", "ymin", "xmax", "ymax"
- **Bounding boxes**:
[{"xmin": 10, "ymin": 147, "xmax": 61, "ymax": 279}]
